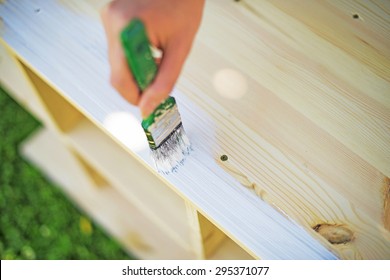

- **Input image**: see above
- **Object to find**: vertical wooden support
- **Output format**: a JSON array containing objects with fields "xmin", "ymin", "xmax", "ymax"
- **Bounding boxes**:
[
  {"xmin": 197, "ymin": 212, "xmax": 227, "ymax": 258},
  {"xmin": 11, "ymin": 57, "xmax": 109, "ymax": 190},
  {"xmin": 0, "ymin": 42, "xmax": 48, "ymax": 122},
  {"xmin": 384, "ymin": 177, "xmax": 390, "ymax": 231},
  {"xmin": 186, "ymin": 202, "xmax": 226, "ymax": 259},
  {"xmin": 19, "ymin": 60, "xmax": 84, "ymax": 133},
  {"xmin": 186, "ymin": 202, "xmax": 205, "ymax": 259},
  {"xmin": 70, "ymin": 149, "xmax": 109, "ymax": 188}
]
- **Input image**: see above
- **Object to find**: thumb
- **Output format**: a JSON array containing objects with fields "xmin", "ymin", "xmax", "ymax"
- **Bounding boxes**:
[{"xmin": 139, "ymin": 37, "xmax": 191, "ymax": 118}]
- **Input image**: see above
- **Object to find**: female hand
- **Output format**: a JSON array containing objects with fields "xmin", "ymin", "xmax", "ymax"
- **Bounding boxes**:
[{"xmin": 101, "ymin": 0, "xmax": 205, "ymax": 118}]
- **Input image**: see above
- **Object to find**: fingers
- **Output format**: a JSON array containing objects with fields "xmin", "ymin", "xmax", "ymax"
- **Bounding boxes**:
[
  {"xmin": 139, "ymin": 36, "xmax": 192, "ymax": 118},
  {"xmin": 100, "ymin": 0, "xmax": 203, "ymax": 117},
  {"xmin": 101, "ymin": 3, "xmax": 140, "ymax": 105},
  {"xmin": 108, "ymin": 43, "xmax": 140, "ymax": 105}
]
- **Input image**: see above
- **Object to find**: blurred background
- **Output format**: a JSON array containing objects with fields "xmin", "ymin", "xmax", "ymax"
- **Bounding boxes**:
[{"xmin": 0, "ymin": 85, "xmax": 132, "ymax": 260}]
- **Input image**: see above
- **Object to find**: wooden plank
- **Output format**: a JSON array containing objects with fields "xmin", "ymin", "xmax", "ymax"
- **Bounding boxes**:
[
  {"xmin": 180, "ymin": 43, "xmax": 390, "ymax": 257},
  {"xmin": 0, "ymin": 0, "xmax": 340, "ymax": 259},
  {"xmin": 21, "ymin": 128, "xmax": 195, "ymax": 259},
  {"xmin": 198, "ymin": 0, "xmax": 390, "ymax": 177},
  {"xmin": 259, "ymin": 0, "xmax": 390, "ymax": 85},
  {"xmin": 181, "ymin": 0, "xmax": 390, "ymax": 258},
  {"xmin": 183, "ymin": 89, "xmax": 390, "ymax": 259}
]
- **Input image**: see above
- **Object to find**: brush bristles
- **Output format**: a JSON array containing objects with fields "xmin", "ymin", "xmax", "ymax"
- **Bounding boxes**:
[{"xmin": 150, "ymin": 125, "xmax": 191, "ymax": 174}]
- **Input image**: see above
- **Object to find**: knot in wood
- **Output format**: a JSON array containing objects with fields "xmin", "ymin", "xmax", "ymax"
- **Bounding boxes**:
[{"xmin": 313, "ymin": 224, "xmax": 354, "ymax": 244}]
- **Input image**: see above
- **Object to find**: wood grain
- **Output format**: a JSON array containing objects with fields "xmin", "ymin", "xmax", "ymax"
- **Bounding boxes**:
[
  {"xmin": 198, "ymin": 0, "xmax": 390, "ymax": 177},
  {"xmin": 3, "ymin": 0, "xmax": 389, "ymax": 258}
]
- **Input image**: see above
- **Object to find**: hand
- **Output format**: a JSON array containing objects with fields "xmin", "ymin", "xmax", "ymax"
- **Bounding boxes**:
[{"xmin": 101, "ymin": 0, "xmax": 205, "ymax": 118}]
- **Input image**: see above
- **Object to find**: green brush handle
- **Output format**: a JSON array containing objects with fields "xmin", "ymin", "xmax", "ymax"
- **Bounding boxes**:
[
  {"xmin": 120, "ymin": 18, "xmax": 157, "ymax": 92},
  {"xmin": 120, "ymin": 19, "xmax": 179, "ymax": 150}
]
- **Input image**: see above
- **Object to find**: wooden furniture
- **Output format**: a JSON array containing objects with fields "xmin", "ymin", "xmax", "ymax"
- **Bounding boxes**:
[{"xmin": 1, "ymin": 0, "xmax": 389, "ymax": 259}]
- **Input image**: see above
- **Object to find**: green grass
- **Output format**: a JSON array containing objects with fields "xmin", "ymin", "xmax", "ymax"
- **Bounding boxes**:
[{"xmin": 0, "ymin": 86, "xmax": 132, "ymax": 259}]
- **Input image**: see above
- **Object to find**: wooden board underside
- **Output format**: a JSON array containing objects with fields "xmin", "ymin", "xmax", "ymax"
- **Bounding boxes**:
[
  {"xmin": 1, "ymin": 0, "xmax": 389, "ymax": 258},
  {"xmin": 0, "ymin": 43, "xmax": 49, "ymax": 123}
]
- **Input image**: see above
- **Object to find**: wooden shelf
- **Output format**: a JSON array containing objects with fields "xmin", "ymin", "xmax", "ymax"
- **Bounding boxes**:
[
  {"xmin": 21, "ymin": 128, "xmax": 195, "ymax": 259},
  {"xmin": 65, "ymin": 118, "xmax": 192, "ymax": 250},
  {"xmin": 1, "ymin": 37, "xmax": 256, "ymax": 259},
  {"xmin": 21, "ymin": 126, "xmax": 254, "ymax": 259},
  {"xmin": 2, "ymin": 0, "xmax": 389, "ymax": 259}
]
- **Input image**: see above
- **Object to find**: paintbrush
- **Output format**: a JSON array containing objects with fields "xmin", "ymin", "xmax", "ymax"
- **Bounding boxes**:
[{"xmin": 120, "ymin": 18, "xmax": 191, "ymax": 174}]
